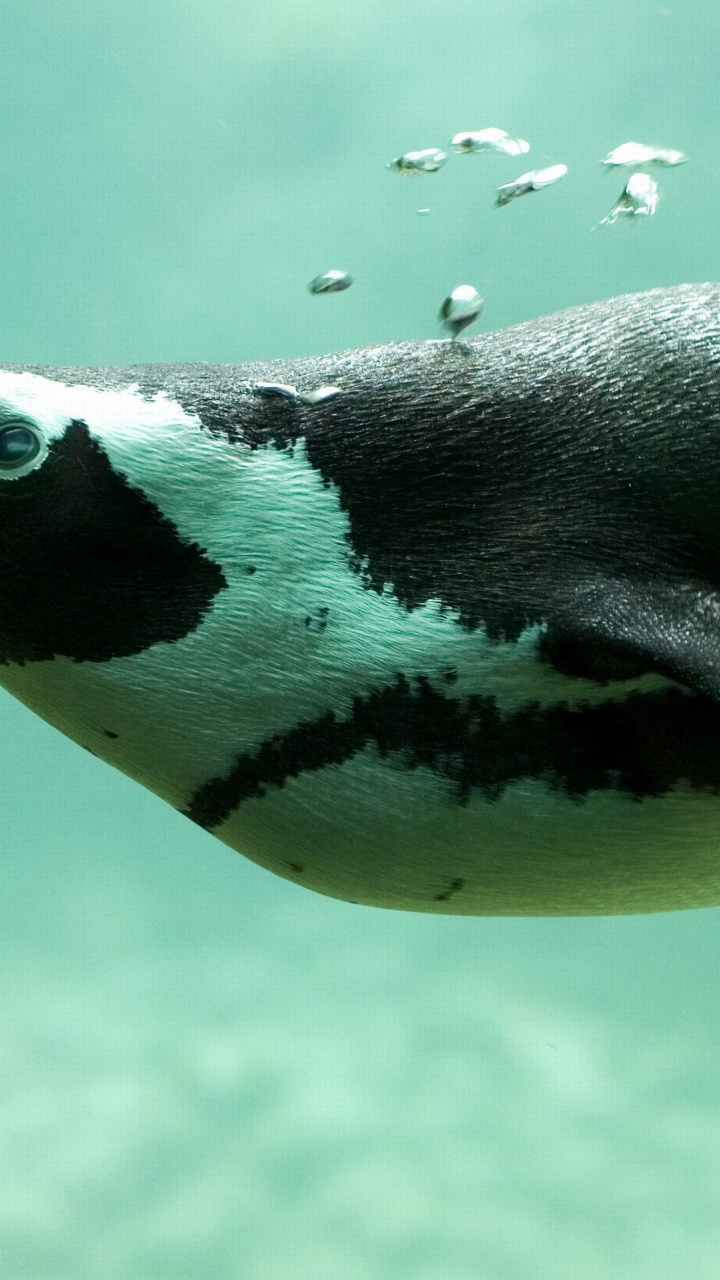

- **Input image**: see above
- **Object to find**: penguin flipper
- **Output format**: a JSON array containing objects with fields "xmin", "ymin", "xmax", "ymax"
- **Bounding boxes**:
[{"xmin": 541, "ymin": 574, "xmax": 720, "ymax": 700}]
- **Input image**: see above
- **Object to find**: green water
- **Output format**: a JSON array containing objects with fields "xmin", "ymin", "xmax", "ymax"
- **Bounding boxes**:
[{"xmin": 0, "ymin": 1, "xmax": 718, "ymax": 1276}]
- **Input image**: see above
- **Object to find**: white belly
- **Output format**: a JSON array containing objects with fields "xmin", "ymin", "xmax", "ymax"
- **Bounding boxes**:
[{"xmin": 215, "ymin": 747, "xmax": 720, "ymax": 916}]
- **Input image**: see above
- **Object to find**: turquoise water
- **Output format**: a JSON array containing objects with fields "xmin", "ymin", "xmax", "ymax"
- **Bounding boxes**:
[{"xmin": 1, "ymin": 1, "xmax": 719, "ymax": 1275}]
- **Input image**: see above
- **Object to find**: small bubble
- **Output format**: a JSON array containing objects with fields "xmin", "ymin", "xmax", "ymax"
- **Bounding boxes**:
[
  {"xmin": 255, "ymin": 382, "xmax": 299, "ymax": 400},
  {"xmin": 600, "ymin": 173, "xmax": 659, "ymax": 225},
  {"xmin": 439, "ymin": 285, "xmax": 484, "ymax": 340},
  {"xmin": 308, "ymin": 270, "xmax": 354, "ymax": 295},
  {"xmin": 298, "ymin": 385, "xmax": 343, "ymax": 405},
  {"xmin": 496, "ymin": 163, "xmax": 568, "ymax": 206},
  {"xmin": 451, "ymin": 127, "xmax": 529, "ymax": 157},
  {"xmin": 602, "ymin": 141, "xmax": 686, "ymax": 169},
  {"xmin": 386, "ymin": 148, "xmax": 448, "ymax": 174}
]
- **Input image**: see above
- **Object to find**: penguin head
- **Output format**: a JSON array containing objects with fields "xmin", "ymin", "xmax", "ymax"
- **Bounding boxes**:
[{"xmin": 0, "ymin": 370, "xmax": 229, "ymax": 665}]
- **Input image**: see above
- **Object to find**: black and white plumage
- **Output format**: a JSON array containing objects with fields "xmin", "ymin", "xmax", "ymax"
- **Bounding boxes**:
[{"xmin": 2, "ymin": 282, "xmax": 720, "ymax": 915}]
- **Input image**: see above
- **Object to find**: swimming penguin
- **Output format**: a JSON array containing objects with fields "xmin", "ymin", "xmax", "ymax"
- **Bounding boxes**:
[{"xmin": 2, "ymin": 282, "xmax": 720, "ymax": 916}]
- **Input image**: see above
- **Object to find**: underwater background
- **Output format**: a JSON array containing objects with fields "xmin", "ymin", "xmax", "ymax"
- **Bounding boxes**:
[{"xmin": 0, "ymin": 1, "xmax": 719, "ymax": 1275}]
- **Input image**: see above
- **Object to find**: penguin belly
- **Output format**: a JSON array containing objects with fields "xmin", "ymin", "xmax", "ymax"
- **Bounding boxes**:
[{"xmin": 217, "ymin": 754, "xmax": 720, "ymax": 916}]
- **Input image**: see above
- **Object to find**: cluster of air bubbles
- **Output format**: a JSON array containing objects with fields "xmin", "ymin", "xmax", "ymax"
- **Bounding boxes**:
[
  {"xmin": 598, "ymin": 141, "xmax": 686, "ymax": 226},
  {"xmin": 302, "ymin": 129, "xmax": 688, "ymax": 348},
  {"xmin": 386, "ymin": 125, "xmax": 568, "ymax": 217}
]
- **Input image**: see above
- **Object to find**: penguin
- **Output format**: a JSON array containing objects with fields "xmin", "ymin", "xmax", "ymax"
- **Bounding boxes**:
[{"xmin": 1, "ymin": 282, "xmax": 720, "ymax": 916}]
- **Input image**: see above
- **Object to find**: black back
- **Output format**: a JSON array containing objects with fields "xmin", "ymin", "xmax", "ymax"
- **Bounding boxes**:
[{"xmin": 9, "ymin": 282, "xmax": 720, "ymax": 698}]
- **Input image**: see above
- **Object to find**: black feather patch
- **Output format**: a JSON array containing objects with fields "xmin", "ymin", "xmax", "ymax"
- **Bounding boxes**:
[{"xmin": 0, "ymin": 420, "xmax": 226, "ymax": 662}]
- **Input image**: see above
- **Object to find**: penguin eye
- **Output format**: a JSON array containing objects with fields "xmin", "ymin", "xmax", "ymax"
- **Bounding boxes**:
[{"xmin": 0, "ymin": 423, "xmax": 43, "ymax": 475}]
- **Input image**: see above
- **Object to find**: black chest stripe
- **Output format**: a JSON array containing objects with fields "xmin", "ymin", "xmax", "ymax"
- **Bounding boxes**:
[{"xmin": 184, "ymin": 678, "xmax": 720, "ymax": 830}]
